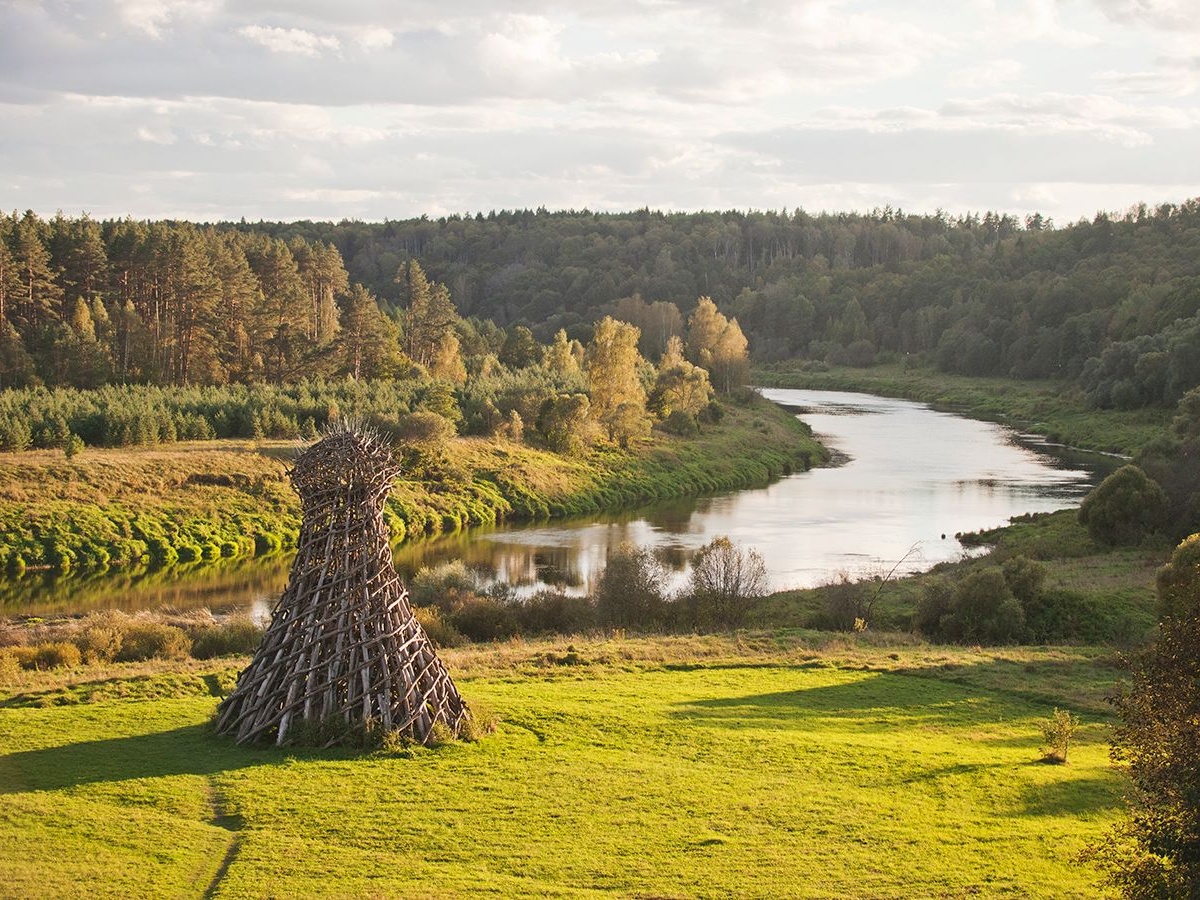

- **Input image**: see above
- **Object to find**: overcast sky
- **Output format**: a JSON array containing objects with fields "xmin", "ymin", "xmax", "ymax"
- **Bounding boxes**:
[{"xmin": 2, "ymin": 0, "xmax": 1199, "ymax": 224}]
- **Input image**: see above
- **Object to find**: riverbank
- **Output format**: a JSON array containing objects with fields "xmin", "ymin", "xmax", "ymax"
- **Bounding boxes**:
[
  {"xmin": 0, "ymin": 394, "xmax": 825, "ymax": 580},
  {"xmin": 755, "ymin": 361, "xmax": 1169, "ymax": 456}
]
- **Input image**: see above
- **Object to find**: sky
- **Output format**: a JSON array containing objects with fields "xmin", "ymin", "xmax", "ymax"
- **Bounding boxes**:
[{"xmin": 2, "ymin": 0, "xmax": 1199, "ymax": 224}]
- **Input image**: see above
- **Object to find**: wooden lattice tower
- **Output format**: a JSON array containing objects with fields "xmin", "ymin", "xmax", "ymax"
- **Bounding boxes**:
[{"xmin": 215, "ymin": 422, "xmax": 469, "ymax": 746}]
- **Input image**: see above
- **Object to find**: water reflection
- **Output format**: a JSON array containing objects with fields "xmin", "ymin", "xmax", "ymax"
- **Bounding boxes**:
[{"xmin": 2, "ymin": 389, "xmax": 1111, "ymax": 617}]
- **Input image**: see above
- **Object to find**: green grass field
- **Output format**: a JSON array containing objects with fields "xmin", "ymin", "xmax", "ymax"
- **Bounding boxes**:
[{"xmin": 0, "ymin": 635, "xmax": 1125, "ymax": 898}]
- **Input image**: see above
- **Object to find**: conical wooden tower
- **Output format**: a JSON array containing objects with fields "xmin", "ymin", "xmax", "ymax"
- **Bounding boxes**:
[{"xmin": 215, "ymin": 422, "xmax": 469, "ymax": 746}]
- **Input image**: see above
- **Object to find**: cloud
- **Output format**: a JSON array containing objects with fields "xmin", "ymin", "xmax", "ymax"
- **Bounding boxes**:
[
  {"xmin": 114, "ymin": 0, "xmax": 219, "ymax": 39},
  {"xmin": 1090, "ymin": 0, "xmax": 1200, "ymax": 32},
  {"xmin": 237, "ymin": 25, "xmax": 341, "ymax": 57}
]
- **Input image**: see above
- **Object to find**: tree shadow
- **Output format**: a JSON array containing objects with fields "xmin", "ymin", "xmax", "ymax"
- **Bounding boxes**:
[
  {"xmin": 670, "ymin": 672, "xmax": 1008, "ymax": 731},
  {"xmin": 1017, "ymin": 769, "xmax": 1125, "ymax": 817},
  {"xmin": 1, "ymin": 724, "xmax": 272, "ymax": 794}
]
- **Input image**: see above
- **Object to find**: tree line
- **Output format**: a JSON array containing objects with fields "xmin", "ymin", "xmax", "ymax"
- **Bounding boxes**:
[
  {"xmin": 0, "ymin": 209, "xmax": 751, "ymax": 453},
  {"xmin": 247, "ymin": 201, "xmax": 1200, "ymax": 411},
  {"xmin": 6, "ymin": 201, "xmax": 1200, "ymax": 418}
]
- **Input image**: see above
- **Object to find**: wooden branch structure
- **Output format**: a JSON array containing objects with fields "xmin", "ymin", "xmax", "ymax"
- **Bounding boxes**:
[{"xmin": 215, "ymin": 422, "xmax": 469, "ymax": 746}]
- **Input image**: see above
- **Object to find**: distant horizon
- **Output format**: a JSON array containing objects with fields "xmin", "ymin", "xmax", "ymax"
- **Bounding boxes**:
[{"xmin": 7, "ymin": 193, "xmax": 1197, "ymax": 229}]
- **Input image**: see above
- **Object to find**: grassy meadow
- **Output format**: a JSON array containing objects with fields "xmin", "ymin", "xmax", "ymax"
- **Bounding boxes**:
[{"xmin": 0, "ymin": 634, "xmax": 1125, "ymax": 899}]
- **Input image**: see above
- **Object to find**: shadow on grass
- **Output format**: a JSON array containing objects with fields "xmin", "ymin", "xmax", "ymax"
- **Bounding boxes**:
[
  {"xmin": 0, "ymin": 723, "xmax": 270, "ymax": 794},
  {"xmin": 670, "ymin": 672, "xmax": 1008, "ymax": 731},
  {"xmin": 1017, "ymin": 770, "xmax": 1125, "ymax": 818}
]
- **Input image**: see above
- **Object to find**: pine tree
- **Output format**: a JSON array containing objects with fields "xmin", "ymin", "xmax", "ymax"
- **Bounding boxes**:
[
  {"xmin": 335, "ymin": 284, "xmax": 403, "ymax": 380},
  {"xmin": 12, "ymin": 212, "xmax": 63, "ymax": 329}
]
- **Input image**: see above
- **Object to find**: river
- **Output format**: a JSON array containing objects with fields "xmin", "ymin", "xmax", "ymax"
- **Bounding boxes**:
[{"xmin": 1, "ymin": 389, "xmax": 1109, "ymax": 618}]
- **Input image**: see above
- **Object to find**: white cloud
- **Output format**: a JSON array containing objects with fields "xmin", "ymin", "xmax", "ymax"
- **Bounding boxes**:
[
  {"xmin": 1090, "ymin": 0, "xmax": 1200, "ymax": 31},
  {"xmin": 136, "ymin": 123, "xmax": 177, "ymax": 144},
  {"xmin": 237, "ymin": 25, "xmax": 341, "ymax": 57},
  {"xmin": 353, "ymin": 26, "xmax": 394, "ymax": 51},
  {"xmin": 115, "ymin": 0, "xmax": 219, "ymax": 39}
]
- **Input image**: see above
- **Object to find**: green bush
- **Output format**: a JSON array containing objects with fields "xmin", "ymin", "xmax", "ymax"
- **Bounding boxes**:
[
  {"xmin": 1078, "ymin": 464, "xmax": 1168, "ymax": 546},
  {"xmin": 116, "ymin": 622, "xmax": 191, "ymax": 661},
  {"xmin": 445, "ymin": 592, "xmax": 517, "ymax": 643},
  {"xmin": 1039, "ymin": 708, "xmax": 1080, "ymax": 764},
  {"xmin": 189, "ymin": 617, "xmax": 264, "ymax": 659},
  {"xmin": 514, "ymin": 590, "xmax": 596, "ymax": 635},
  {"xmin": 1157, "ymin": 532, "xmax": 1200, "ymax": 621},
  {"xmin": 412, "ymin": 606, "xmax": 466, "ymax": 649},
  {"xmin": 920, "ymin": 569, "xmax": 1026, "ymax": 644},
  {"xmin": 595, "ymin": 542, "xmax": 669, "ymax": 628}
]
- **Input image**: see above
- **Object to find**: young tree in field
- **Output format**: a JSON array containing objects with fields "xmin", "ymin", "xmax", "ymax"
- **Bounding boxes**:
[
  {"xmin": 688, "ymin": 536, "xmax": 768, "ymax": 629},
  {"xmin": 1085, "ymin": 533, "xmax": 1200, "ymax": 896},
  {"xmin": 586, "ymin": 316, "xmax": 650, "ymax": 444}
]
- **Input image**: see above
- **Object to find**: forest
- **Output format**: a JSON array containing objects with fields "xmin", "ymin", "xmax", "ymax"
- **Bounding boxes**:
[{"xmin": 4, "ymin": 202, "xmax": 1200, "ymax": 411}]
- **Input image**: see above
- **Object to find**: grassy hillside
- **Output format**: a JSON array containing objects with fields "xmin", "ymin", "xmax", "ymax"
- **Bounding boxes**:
[
  {"xmin": 0, "ymin": 633, "xmax": 1123, "ymax": 899},
  {"xmin": 0, "ymin": 395, "xmax": 823, "ymax": 579}
]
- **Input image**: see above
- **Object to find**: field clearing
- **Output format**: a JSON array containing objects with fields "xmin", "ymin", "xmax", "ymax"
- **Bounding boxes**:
[{"xmin": 0, "ymin": 636, "xmax": 1125, "ymax": 898}]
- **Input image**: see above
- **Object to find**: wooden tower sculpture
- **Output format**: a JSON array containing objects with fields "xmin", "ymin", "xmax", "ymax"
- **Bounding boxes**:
[{"xmin": 216, "ymin": 422, "xmax": 469, "ymax": 746}]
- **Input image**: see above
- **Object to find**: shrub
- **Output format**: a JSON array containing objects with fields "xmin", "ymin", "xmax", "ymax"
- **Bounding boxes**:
[
  {"xmin": 33, "ymin": 641, "xmax": 82, "ymax": 670},
  {"xmin": 63, "ymin": 433, "xmax": 85, "ymax": 458},
  {"xmin": 515, "ymin": 590, "xmax": 596, "ymax": 635},
  {"xmin": 0, "ymin": 650, "xmax": 20, "ymax": 683},
  {"xmin": 595, "ymin": 543, "xmax": 669, "ymax": 628},
  {"xmin": 920, "ymin": 569, "xmax": 1027, "ymax": 644},
  {"xmin": 412, "ymin": 606, "xmax": 467, "ymax": 648},
  {"xmin": 445, "ymin": 592, "xmax": 517, "ymax": 642},
  {"xmin": 116, "ymin": 621, "xmax": 191, "ymax": 661},
  {"xmin": 659, "ymin": 409, "xmax": 699, "ymax": 437},
  {"xmin": 1040, "ymin": 708, "xmax": 1080, "ymax": 764},
  {"xmin": 459, "ymin": 704, "xmax": 499, "ymax": 742},
  {"xmin": 74, "ymin": 611, "xmax": 127, "ymax": 662},
  {"xmin": 410, "ymin": 561, "xmax": 480, "ymax": 609},
  {"xmin": 190, "ymin": 617, "xmax": 263, "ymax": 659},
  {"xmin": 1078, "ymin": 465, "xmax": 1168, "ymax": 546},
  {"xmin": 688, "ymin": 536, "xmax": 768, "ymax": 630},
  {"xmin": 1156, "ymin": 532, "xmax": 1200, "ymax": 621},
  {"xmin": 819, "ymin": 572, "xmax": 873, "ymax": 632}
]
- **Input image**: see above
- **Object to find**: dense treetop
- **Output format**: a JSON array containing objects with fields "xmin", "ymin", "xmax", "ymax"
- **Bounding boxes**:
[{"xmin": 3, "ymin": 200, "xmax": 1200, "ymax": 414}]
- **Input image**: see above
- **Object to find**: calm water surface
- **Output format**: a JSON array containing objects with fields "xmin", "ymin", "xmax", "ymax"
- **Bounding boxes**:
[{"xmin": 4, "ymin": 389, "xmax": 1108, "ymax": 617}]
